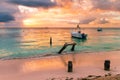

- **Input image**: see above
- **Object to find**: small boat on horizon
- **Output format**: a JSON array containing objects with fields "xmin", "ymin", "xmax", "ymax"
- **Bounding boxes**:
[
  {"xmin": 71, "ymin": 25, "xmax": 87, "ymax": 39},
  {"xmin": 97, "ymin": 28, "xmax": 102, "ymax": 31}
]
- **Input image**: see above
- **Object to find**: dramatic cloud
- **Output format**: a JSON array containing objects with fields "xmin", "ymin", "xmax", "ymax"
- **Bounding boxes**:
[
  {"xmin": 0, "ymin": 0, "xmax": 120, "ymax": 28},
  {"xmin": 0, "ymin": 1, "xmax": 18, "ymax": 14},
  {"xmin": 0, "ymin": 12, "xmax": 15, "ymax": 22},
  {"xmin": 91, "ymin": 0, "xmax": 112, "ymax": 10},
  {"xmin": 91, "ymin": 0, "xmax": 120, "ymax": 11},
  {"xmin": 98, "ymin": 18, "xmax": 109, "ymax": 24},
  {"xmin": 113, "ymin": 0, "xmax": 120, "ymax": 11},
  {"xmin": 8, "ymin": 0, "xmax": 57, "ymax": 8},
  {"xmin": 79, "ymin": 17, "xmax": 96, "ymax": 24}
]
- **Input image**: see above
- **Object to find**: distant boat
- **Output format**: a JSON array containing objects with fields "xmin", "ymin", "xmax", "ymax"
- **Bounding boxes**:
[
  {"xmin": 71, "ymin": 25, "xmax": 87, "ymax": 39},
  {"xmin": 97, "ymin": 28, "xmax": 102, "ymax": 31}
]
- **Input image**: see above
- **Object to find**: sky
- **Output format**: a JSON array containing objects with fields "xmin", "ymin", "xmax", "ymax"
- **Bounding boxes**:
[{"xmin": 0, "ymin": 0, "xmax": 120, "ymax": 28}]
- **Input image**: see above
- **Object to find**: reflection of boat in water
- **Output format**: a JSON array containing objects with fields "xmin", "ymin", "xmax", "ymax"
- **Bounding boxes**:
[
  {"xmin": 71, "ymin": 25, "xmax": 87, "ymax": 39},
  {"xmin": 97, "ymin": 28, "xmax": 102, "ymax": 31},
  {"xmin": 72, "ymin": 38, "xmax": 87, "ymax": 44}
]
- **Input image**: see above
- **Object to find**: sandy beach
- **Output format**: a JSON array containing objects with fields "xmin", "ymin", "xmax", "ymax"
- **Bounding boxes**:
[{"xmin": 0, "ymin": 50, "xmax": 120, "ymax": 80}]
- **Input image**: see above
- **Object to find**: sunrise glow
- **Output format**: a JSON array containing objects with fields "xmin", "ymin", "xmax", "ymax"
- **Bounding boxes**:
[
  {"xmin": 19, "ymin": 0, "xmax": 120, "ymax": 28},
  {"xmin": 0, "ymin": 0, "xmax": 120, "ymax": 28},
  {"xmin": 0, "ymin": 1, "xmax": 120, "ymax": 80}
]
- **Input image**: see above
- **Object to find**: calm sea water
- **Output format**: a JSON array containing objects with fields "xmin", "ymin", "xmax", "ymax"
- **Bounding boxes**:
[{"xmin": 0, "ymin": 28, "xmax": 120, "ymax": 59}]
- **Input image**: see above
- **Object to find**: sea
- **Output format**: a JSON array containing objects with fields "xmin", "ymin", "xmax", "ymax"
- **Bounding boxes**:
[{"xmin": 0, "ymin": 28, "xmax": 120, "ymax": 59}]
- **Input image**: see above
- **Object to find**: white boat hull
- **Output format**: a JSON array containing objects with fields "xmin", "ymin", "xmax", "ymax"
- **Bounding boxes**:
[{"xmin": 71, "ymin": 32, "xmax": 87, "ymax": 39}]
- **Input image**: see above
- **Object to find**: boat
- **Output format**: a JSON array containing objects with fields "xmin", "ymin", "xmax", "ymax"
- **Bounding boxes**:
[
  {"xmin": 71, "ymin": 25, "xmax": 87, "ymax": 39},
  {"xmin": 97, "ymin": 28, "xmax": 102, "ymax": 31}
]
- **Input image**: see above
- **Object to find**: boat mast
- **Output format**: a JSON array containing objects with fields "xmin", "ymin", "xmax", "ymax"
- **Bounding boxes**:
[{"xmin": 77, "ymin": 24, "xmax": 81, "ymax": 32}]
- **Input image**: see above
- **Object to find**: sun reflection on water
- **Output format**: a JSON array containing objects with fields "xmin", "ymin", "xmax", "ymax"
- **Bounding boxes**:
[{"xmin": 19, "ymin": 29, "xmax": 72, "ymax": 49}]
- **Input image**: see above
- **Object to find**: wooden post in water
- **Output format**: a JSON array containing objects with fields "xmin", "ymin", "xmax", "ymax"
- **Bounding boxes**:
[
  {"xmin": 58, "ymin": 42, "xmax": 76, "ymax": 54},
  {"xmin": 58, "ymin": 43, "xmax": 67, "ymax": 54},
  {"xmin": 50, "ymin": 37, "xmax": 52, "ymax": 46},
  {"xmin": 68, "ymin": 61, "xmax": 73, "ymax": 72},
  {"xmin": 71, "ymin": 43, "xmax": 76, "ymax": 51},
  {"xmin": 104, "ymin": 60, "xmax": 110, "ymax": 71}
]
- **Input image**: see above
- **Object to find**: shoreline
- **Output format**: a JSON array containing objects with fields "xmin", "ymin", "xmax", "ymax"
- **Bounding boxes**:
[
  {"xmin": 1, "ymin": 49, "xmax": 120, "ymax": 60},
  {"xmin": 0, "ymin": 50, "xmax": 120, "ymax": 80}
]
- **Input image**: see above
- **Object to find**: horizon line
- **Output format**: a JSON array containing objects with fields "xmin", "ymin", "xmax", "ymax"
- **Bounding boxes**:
[{"xmin": 0, "ymin": 26, "xmax": 120, "ymax": 29}]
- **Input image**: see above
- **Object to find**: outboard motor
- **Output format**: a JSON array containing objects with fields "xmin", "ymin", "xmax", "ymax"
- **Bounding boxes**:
[
  {"xmin": 78, "ymin": 31, "xmax": 81, "ymax": 33},
  {"xmin": 81, "ymin": 33, "xmax": 86, "ymax": 39}
]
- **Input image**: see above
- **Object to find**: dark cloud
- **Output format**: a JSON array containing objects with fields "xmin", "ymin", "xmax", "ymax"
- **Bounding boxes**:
[
  {"xmin": 79, "ymin": 17, "xmax": 96, "ymax": 24},
  {"xmin": 68, "ymin": 17, "xmax": 96, "ymax": 24},
  {"xmin": 113, "ymin": 1, "xmax": 120, "ymax": 11},
  {"xmin": 0, "ymin": 1, "xmax": 19, "ymax": 14},
  {"xmin": 91, "ymin": 0, "xmax": 112, "ymax": 10},
  {"xmin": 98, "ymin": 18, "xmax": 109, "ymax": 24},
  {"xmin": 8, "ymin": 0, "xmax": 57, "ymax": 8},
  {"xmin": 91, "ymin": 0, "xmax": 120, "ymax": 11},
  {"xmin": 0, "ymin": 12, "xmax": 15, "ymax": 22}
]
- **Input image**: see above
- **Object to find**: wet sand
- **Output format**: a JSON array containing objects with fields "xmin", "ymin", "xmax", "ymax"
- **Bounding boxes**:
[{"xmin": 0, "ymin": 51, "xmax": 120, "ymax": 80}]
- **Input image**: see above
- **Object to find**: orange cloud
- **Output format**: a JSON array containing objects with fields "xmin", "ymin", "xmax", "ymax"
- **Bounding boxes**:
[{"xmin": 16, "ymin": 0, "xmax": 120, "ymax": 28}]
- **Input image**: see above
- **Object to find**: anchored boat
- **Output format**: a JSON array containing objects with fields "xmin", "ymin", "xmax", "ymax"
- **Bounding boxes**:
[
  {"xmin": 97, "ymin": 28, "xmax": 102, "ymax": 31},
  {"xmin": 71, "ymin": 25, "xmax": 87, "ymax": 39}
]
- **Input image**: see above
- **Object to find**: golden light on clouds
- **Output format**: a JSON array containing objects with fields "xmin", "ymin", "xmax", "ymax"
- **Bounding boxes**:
[
  {"xmin": 16, "ymin": 0, "xmax": 120, "ymax": 28},
  {"xmin": 51, "ymin": 0, "xmax": 55, "ymax": 2},
  {"xmin": 18, "ymin": 5, "xmax": 38, "ymax": 13},
  {"xmin": 78, "ymin": 0, "xmax": 93, "ymax": 10},
  {"xmin": 21, "ymin": 6, "xmax": 81, "ymax": 28},
  {"xmin": 23, "ymin": 19, "xmax": 39, "ymax": 27}
]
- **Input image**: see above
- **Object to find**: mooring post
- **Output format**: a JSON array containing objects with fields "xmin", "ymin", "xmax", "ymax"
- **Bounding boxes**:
[
  {"xmin": 50, "ymin": 37, "xmax": 52, "ymax": 46},
  {"xmin": 58, "ymin": 43, "xmax": 67, "ymax": 54},
  {"xmin": 68, "ymin": 61, "xmax": 73, "ymax": 72},
  {"xmin": 71, "ymin": 43, "xmax": 76, "ymax": 51},
  {"xmin": 104, "ymin": 60, "xmax": 110, "ymax": 71}
]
